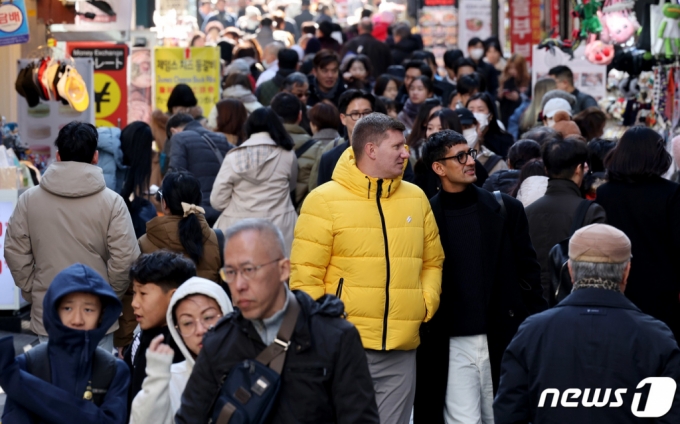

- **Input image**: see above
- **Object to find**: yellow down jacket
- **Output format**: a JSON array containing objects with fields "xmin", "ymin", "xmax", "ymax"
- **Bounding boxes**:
[{"xmin": 290, "ymin": 148, "xmax": 444, "ymax": 351}]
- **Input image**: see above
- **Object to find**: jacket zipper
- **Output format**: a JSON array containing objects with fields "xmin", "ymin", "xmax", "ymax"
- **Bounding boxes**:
[
  {"xmin": 335, "ymin": 278, "xmax": 344, "ymax": 299},
  {"xmin": 376, "ymin": 179, "xmax": 390, "ymax": 351}
]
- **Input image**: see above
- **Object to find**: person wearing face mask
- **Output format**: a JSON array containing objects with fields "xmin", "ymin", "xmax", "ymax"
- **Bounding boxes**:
[
  {"xmin": 129, "ymin": 277, "xmax": 233, "ymax": 424},
  {"xmin": 467, "ymin": 38, "xmax": 499, "ymax": 101},
  {"xmin": 466, "ymin": 92, "xmax": 515, "ymax": 161},
  {"xmin": 413, "ymin": 129, "xmax": 545, "ymax": 424},
  {"xmin": 454, "ymin": 108, "xmax": 508, "ymax": 176},
  {"xmin": 398, "ymin": 76, "xmax": 435, "ymax": 131}
]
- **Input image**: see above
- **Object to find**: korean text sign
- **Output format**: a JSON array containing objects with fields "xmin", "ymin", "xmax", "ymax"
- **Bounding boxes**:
[
  {"xmin": 155, "ymin": 47, "xmax": 221, "ymax": 114},
  {"xmin": 0, "ymin": 0, "xmax": 29, "ymax": 46}
]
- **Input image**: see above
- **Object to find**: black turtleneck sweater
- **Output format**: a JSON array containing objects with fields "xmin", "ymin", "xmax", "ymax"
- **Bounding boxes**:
[{"xmin": 441, "ymin": 186, "xmax": 487, "ymax": 337}]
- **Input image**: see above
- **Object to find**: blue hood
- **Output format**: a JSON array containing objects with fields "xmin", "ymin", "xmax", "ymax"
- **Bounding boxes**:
[
  {"xmin": 96, "ymin": 127, "xmax": 122, "ymax": 156},
  {"xmin": 42, "ymin": 264, "xmax": 122, "ymax": 394}
]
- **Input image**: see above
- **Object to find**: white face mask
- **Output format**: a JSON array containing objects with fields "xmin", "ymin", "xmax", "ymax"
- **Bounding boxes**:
[
  {"xmin": 473, "ymin": 113, "xmax": 489, "ymax": 129},
  {"xmin": 470, "ymin": 48, "xmax": 484, "ymax": 60},
  {"xmin": 463, "ymin": 128, "xmax": 478, "ymax": 149}
]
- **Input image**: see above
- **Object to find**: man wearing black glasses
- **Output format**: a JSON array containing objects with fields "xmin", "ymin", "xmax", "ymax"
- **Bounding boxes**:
[
  {"xmin": 413, "ymin": 130, "xmax": 546, "ymax": 424},
  {"xmin": 314, "ymin": 90, "xmax": 415, "ymax": 188}
]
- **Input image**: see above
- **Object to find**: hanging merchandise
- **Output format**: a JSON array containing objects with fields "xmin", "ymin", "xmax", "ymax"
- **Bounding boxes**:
[
  {"xmin": 17, "ymin": 58, "xmax": 94, "ymax": 158},
  {"xmin": 584, "ymin": 34, "xmax": 615, "ymax": 65},
  {"xmin": 15, "ymin": 53, "xmax": 90, "ymax": 112},
  {"xmin": 598, "ymin": 0, "xmax": 640, "ymax": 45},
  {"xmin": 654, "ymin": 1, "xmax": 680, "ymax": 59},
  {"xmin": 573, "ymin": 0, "xmax": 604, "ymax": 40},
  {"xmin": 0, "ymin": 0, "xmax": 29, "ymax": 47}
]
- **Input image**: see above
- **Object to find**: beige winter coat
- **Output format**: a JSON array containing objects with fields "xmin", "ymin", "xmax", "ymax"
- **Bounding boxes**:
[
  {"xmin": 210, "ymin": 132, "xmax": 298, "ymax": 254},
  {"xmin": 5, "ymin": 162, "xmax": 141, "ymax": 336}
]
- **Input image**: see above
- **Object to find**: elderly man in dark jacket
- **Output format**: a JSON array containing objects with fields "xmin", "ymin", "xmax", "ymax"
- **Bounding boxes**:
[
  {"xmin": 176, "ymin": 219, "xmax": 379, "ymax": 424},
  {"xmin": 340, "ymin": 18, "xmax": 392, "ymax": 77},
  {"xmin": 167, "ymin": 114, "xmax": 233, "ymax": 226},
  {"xmin": 494, "ymin": 224, "xmax": 680, "ymax": 424},
  {"xmin": 526, "ymin": 136, "xmax": 606, "ymax": 302},
  {"xmin": 414, "ymin": 130, "xmax": 546, "ymax": 424}
]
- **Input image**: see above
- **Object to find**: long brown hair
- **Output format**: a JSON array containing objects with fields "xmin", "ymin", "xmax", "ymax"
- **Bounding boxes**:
[
  {"xmin": 216, "ymin": 99, "xmax": 248, "ymax": 143},
  {"xmin": 501, "ymin": 54, "xmax": 530, "ymax": 89}
]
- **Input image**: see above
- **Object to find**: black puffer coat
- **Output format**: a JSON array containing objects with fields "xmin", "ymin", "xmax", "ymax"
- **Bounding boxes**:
[
  {"xmin": 482, "ymin": 169, "xmax": 520, "ymax": 194},
  {"xmin": 168, "ymin": 120, "xmax": 233, "ymax": 226},
  {"xmin": 175, "ymin": 290, "xmax": 380, "ymax": 424}
]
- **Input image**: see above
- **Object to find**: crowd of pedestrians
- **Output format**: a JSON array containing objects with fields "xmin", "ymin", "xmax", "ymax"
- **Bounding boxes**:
[{"xmin": 1, "ymin": 2, "xmax": 680, "ymax": 423}]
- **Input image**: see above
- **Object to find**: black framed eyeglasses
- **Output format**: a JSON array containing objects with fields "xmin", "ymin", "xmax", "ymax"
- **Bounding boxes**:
[
  {"xmin": 347, "ymin": 111, "xmax": 372, "ymax": 121},
  {"xmin": 437, "ymin": 149, "xmax": 478, "ymax": 164}
]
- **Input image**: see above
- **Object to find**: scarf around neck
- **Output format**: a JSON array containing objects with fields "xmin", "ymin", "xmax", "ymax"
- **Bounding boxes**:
[
  {"xmin": 572, "ymin": 277, "xmax": 620, "ymax": 293},
  {"xmin": 402, "ymin": 99, "xmax": 421, "ymax": 120}
]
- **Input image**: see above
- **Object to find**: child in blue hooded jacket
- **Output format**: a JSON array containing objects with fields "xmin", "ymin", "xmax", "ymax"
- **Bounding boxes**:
[{"xmin": 0, "ymin": 263, "xmax": 131, "ymax": 424}]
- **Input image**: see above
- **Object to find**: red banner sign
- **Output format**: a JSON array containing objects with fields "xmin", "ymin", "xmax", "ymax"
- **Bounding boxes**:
[{"xmin": 509, "ymin": 0, "xmax": 542, "ymax": 65}]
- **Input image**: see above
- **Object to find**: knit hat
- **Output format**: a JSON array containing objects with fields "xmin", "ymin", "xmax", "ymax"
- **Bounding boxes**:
[
  {"xmin": 552, "ymin": 111, "xmax": 582, "ymax": 138},
  {"xmin": 167, "ymin": 84, "xmax": 198, "ymax": 112},
  {"xmin": 569, "ymin": 223, "xmax": 632, "ymax": 264}
]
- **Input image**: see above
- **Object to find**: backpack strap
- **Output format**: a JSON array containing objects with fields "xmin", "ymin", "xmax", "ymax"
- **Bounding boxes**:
[
  {"xmin": 25, "ymin": 344, "xmax": 116, "ymax": 407},
  {"xmin": 255, "ymin": 293, "xmax": 300, "ymax": 374},
  {"xmin": 24, "ymin": 343, "xmax": 51, "ymax": 383},
  {"xmin": 494, "ymin": 190, "xmax": 507, "ymax": 219},
  {"xmin": 90, "ymin": 347, "xmax": 118, "ymax": 406},
  {"xmin": 295, "ymin": 139, "xmax": 317, "ymax": 159},
  {"xmin": 193, "ymin": 130, "xmax": 225, "ymax": 164},
  {"xmin": 483, "ymin": 155, "xmax": 503, "ymax": 173},
  {"xmin": 569, "ymin": 200, "xmax": 594, "ymax": 236}
]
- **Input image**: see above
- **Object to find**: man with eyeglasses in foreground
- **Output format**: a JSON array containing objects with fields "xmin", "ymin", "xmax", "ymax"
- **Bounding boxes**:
[
  {"xmin": 290, "ymin": 113, "xmax": 444, "ymax": 424},
  {"xmin": 176, "ymin": 218, "xmax": 379, "ymax": 424},
  {"xmin": 414, "ymin": 130, "xmax": 546, "ymax": 424},
  {"xmin": 314, "ymin": 90, "xmax": 415, "ymax": 188}
]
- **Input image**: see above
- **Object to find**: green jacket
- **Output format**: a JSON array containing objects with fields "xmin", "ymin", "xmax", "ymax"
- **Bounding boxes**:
[{"xmin": 285, "ymin": 124, "xmax": 324, "ymax": 210}]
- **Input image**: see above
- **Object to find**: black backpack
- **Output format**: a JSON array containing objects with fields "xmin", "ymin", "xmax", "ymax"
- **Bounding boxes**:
[
  {"xmin": 25, "ymin": 343, "xmax": 117, "ymax": 406},
  {"xmin": 547, "ymin": 200, "xmax": 593, "ymax": 306}
]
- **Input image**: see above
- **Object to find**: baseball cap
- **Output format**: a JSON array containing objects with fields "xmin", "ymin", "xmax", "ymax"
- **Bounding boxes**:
[
  {"xmin": 543, "ymin": 98, "xmax": 573, "ymax": 118},
  {"xmin": 569, "ymin": 224, "xmax": 632, "ymax": 264},
  {"xmin": 455, "ymin": 108, "xmax": 476, "ymax": 126}
]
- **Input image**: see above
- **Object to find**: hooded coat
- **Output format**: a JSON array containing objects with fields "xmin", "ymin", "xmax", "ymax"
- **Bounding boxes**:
[
  {"xmin": 289, "ymin": 148, "xmax": 444, "ymax": 351},
  {"xmin": 0, "ymin": 263, "xmax": 130, "ymax": 424},
  {"xmin": 175, "ymin": 290, "xmax": 380, "ymax": 424},
  {"xmin": 5, "ymin": 162, "xmax": 141, "ymax": 336},
  {"xmin": 129, "ymin": 277, "xmax": 233, "ymax": 424},
  {"xmin": 211, "ymin": 132, "xmax": 298, "ymax": 254},
  {"xmin": 138, "ymin": 215, "xmax": 222, "ymax": 283},
  {"xmin": 96, "ymin": 127, "xmax": 126, "ymax": 193}
]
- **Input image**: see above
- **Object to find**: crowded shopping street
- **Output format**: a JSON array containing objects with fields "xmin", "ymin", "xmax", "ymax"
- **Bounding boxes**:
[{"xmin": 0, "ymin": 0, "xmax": 679, "ymax": 423}]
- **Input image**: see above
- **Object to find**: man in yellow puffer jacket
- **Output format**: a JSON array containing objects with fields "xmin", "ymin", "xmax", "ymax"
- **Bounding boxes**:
[{"xmin": 290, "ymin": 113, "xmax": 444, "ymax": 424}]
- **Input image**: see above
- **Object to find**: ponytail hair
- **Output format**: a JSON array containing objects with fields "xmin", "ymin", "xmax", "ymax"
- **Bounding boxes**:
[{"xmin": 161, "ymin": 172, "xmax": 205, "ymax": 264}]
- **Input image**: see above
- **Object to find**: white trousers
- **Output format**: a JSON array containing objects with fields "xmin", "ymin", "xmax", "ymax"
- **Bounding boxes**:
[{"xmin": 444, "ymin": 334, "xmax": 495, "ymax": 424}]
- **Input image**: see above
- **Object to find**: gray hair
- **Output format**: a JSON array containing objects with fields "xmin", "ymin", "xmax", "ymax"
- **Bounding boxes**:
[
  {"xmin": 541, "ymin": 89, "xmax": 577, "ymax": 110},
  {"xmin": 352, "ymin": 113, "xmax": 405, "ymax": 159},
  {"xmin": 571, "ymin": 260, "xmax": 629, "ymax": 283},
  {"xmin": 393, "ymin": 22, "xmax": 411, "ymax": 39},
  {"xmin": 282, "ymin": 72, "xmax": 309, "ymax": 91},
  {"xmin": 224, "ymin": 219, "xmax": 286, "ymax": 258},
  {"xmin": 264, "ymin": 41, "xmax": 285, "ymax": 56}
]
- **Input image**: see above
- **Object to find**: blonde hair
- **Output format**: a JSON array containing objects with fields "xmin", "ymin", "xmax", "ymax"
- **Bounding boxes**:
[
  {"xmin": 520, "ymin": 78, "xmax": 557, "ymax": 133},
  {"xmin": 501, "ymin": 54, "xmax": 530, "ymax": 89}
]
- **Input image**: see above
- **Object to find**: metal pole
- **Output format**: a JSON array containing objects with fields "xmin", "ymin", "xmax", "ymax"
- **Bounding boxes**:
[{"xmin": 492, "ymin": 0, "xmax": 499, "ymax": 37}]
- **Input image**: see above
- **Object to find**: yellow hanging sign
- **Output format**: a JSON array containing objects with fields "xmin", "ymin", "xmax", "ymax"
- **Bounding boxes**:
[{"xmin": 154, "ymin": 47, "xmax": 221, "ymax": 115}]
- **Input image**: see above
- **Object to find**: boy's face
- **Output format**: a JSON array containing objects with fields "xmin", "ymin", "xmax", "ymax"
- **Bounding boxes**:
[
  {"xmin": 131, "ymin": 280, "xmax": 176, "ymax": 330},
  {"xmin": 58, "ymin": 292, "xmax": 102, "ymax": 331}
]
